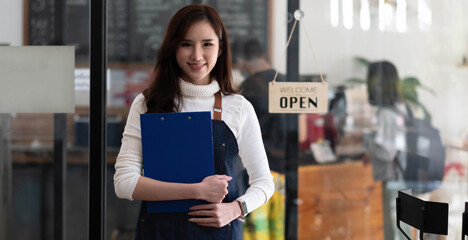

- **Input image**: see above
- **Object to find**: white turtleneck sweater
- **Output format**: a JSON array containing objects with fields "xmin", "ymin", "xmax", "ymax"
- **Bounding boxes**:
[{"xmin": 114, "ymin": 79, "xmax": 274, "ymax": 214}]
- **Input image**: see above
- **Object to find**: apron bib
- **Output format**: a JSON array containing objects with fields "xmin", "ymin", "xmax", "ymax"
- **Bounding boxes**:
[{"xmin": 135, "ymin": 91, "xmax": 243, "ymax": 240}]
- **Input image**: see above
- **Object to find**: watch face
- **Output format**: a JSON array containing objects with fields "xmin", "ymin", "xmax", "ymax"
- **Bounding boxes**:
[{"xmin": 241, "ymin": 201, "xmax": 248, "ymax": 216}]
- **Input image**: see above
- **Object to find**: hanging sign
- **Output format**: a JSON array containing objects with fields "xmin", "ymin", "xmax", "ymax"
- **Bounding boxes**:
[
  {"xmin": 269, "ymin": 81, "xmax": 328, "ymax": 113},
  {"xmin": 268, "ymin": 10, "xmax": 328, "ymax": 114}
]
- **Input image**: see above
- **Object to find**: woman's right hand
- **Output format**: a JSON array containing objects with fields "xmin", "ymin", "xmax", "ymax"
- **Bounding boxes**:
[{"xmin": 197, "ymin": 175, "xmax": 232, "ymax": 203}]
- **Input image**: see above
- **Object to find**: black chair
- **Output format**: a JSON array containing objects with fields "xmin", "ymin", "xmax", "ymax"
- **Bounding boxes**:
[
  {"xmin": 396, "ymin": 189, "xmax": 448, "ymax": 240},
  {"xmin": 462, "ymin": 202, "xmax": 468, "ymax": 240}
]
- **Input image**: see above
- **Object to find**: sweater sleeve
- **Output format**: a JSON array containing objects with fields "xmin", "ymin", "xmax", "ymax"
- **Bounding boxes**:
[
  {"xmin": 113, "ymin": 94, "xmax": 146, "ymax": 200},
  {"xmin": 236, "ymin": 99, "xmax": 275, "ymax": 214}
]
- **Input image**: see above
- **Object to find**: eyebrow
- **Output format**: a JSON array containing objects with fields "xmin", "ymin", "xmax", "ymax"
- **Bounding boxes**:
[{"xmin": 182, "ymin": 39, "xmax": 216, "ymax": 42}]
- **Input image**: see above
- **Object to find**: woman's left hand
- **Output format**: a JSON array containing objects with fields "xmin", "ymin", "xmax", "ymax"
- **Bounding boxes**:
[{"xmin": 188, "ymin": 202, "xmax": 242, "ymax": 228}]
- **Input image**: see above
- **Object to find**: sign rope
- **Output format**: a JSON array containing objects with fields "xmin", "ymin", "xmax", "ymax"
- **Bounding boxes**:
[
  {"xmin": 272, "ymin": 18, "xmax": 298, "ymax": 83},
  {"xmin": 272, "ymin": 10, "xmax": 326, "ymax": 85}
]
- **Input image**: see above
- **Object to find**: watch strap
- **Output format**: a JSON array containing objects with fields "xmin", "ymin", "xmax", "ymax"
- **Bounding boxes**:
[{"xmin": 237, "ymin": 200, "xmax": 248, "ymax": 217}]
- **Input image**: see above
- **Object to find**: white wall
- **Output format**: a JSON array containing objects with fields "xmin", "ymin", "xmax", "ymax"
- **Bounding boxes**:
[
  {"xmin": 271, "ymin": 0, "xmax": 468, "ymax": 140},
  {"xmin": 0, "ymin": 1, "xmax": 23, "ymax": 46},
  {"xmin": 271, "ymin": 0, "xmax": 287, "ymax": 73}
]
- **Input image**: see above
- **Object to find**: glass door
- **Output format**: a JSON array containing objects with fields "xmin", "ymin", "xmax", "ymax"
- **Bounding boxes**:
[
  {"xmin": 0, "ymin": 0, "xmax": 90, "ymax": 239},
  {"xmin": 295, "ymin": 0, "xmax": 468, "ymax": 239},
  {"xmin": 104, "ymin": 0, "xmax": 286, "ymax": 239}
]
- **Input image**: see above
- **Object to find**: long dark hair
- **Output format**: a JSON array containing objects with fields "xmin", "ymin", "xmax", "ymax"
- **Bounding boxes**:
[
  {"xmin": 143, "ymin": 4, "xmax": 235, "ymax": 113},
  {"xmin": 367, "ymin": 61, "xmax": 401, "ymax": 107}
]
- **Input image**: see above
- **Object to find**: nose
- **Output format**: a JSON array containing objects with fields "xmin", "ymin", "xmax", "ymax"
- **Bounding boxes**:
[{"xmin": 190, "ymin": 45, "xmax": 202, "ymax": 61}]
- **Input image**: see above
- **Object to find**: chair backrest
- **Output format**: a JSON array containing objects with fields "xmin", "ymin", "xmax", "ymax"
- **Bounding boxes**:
[
  {"xmin": 463, "ymin": 202, "xmax": 468, "ymax": 240},
  {"xmin": 396, "ymin": 189, "xmax": 448, "ymax": 240}
]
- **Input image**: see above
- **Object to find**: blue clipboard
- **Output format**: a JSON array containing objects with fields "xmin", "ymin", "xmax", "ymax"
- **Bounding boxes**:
[{"xmin": 140, "ymin": 111, "xmax": 215, "ymax": 213}]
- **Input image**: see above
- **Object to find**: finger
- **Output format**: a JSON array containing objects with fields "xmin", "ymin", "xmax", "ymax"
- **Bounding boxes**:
[
  {"xmin": 189, "ymin": 218, "xmax": 223, "ymax": 228},
  {"xmin": 216, "ymin": 175, "xmax": 232, "ymax": 181},
  {"xmin": 189, "ymin": 217, "xmax": 212, "ymax": 223},
  {"xmin": 189, "ymin": 217, "xmax": 218, "ymax": 224},
  {"xmin": 187, "ymin": 210, "xmax": 214, "ymax": 216},
  {"xmin": 189, "ymin": 204, "xmax": 215, "ymax": 211},
  {"xmin": 194, "ymin": 222, "xmax": 222, "ymax": 228}
]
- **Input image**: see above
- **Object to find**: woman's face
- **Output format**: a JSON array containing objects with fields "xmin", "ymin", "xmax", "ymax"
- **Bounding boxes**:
[{"xmin": 176, "ymin": 20, "xmax": 221, "ymax": 85}]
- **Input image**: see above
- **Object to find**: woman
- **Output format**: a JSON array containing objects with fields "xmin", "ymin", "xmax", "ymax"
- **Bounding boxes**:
[
  {"xmin": 364, "ymin": 60, "xmax": 406, "ymax": 181},
  {"xmin": 114, "ymin": 4, "xmax": 274, "ymax": 240},
  {"xmin": 364, "ymin": 60, "xmax": 407, "ymax": 240}
]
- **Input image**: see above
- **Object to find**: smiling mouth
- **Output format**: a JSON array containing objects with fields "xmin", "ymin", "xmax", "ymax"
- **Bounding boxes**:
[{"xmin": 188, "ymin": 63, "xmax": 206, "ymax": 70}]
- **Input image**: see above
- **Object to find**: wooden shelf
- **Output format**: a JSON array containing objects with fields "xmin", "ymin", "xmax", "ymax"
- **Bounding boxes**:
[
  {"xmin": 298, "ymin": 161, "xmax": 383, "ymax": 240},
  {"xmin": 11, "ymin": 145, "xmax": 120, "ymax": 164},
  {"xmin": 74, "ymin": 106, "xmax": 129, "ymax": 116}
]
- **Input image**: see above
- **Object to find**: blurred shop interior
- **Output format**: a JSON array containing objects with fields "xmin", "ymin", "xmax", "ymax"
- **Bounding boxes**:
[{"xmin": 1, "ymin": 0, "xmax": 468, "ymax": 240}]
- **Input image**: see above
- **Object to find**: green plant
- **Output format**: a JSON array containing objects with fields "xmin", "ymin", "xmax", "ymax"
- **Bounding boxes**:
[{"xmin": 345, "ymin": 57, "xmax": 435, "ymax": 122}]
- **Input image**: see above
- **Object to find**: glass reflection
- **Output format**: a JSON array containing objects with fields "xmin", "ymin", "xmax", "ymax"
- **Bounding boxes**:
[
  {"xmin": 2, "ymin": 0, "xmax": 468, "ymax": 239},
  {"xmin": 231, "ymin": 36, "xmax": 286, "ymax": 240}
]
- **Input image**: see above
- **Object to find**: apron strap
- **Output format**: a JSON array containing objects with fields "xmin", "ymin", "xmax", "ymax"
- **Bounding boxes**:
[{"xmin": 214, "ymin": 91, "xmax": 222, "ymax": 120}]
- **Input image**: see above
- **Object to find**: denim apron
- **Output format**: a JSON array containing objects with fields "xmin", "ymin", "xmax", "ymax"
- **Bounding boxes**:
[{"xmin": 135, "ymin": 91, "xmax": 243, "ymax": 240}]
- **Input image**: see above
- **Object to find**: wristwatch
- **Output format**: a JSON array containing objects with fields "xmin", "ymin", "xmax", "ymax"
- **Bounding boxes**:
[{"xmin": 237, "ymin": 200, "xmax": 248, "ymax": 218}]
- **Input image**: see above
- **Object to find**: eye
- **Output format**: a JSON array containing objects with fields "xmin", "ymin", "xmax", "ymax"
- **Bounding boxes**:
[
  {"xmin": 180, "ymin": 42, "xmax": 191, "ymax": 47},
  {"xmin": 203, "ymin": 42, "xmax": 214, "ymax": 47}
]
